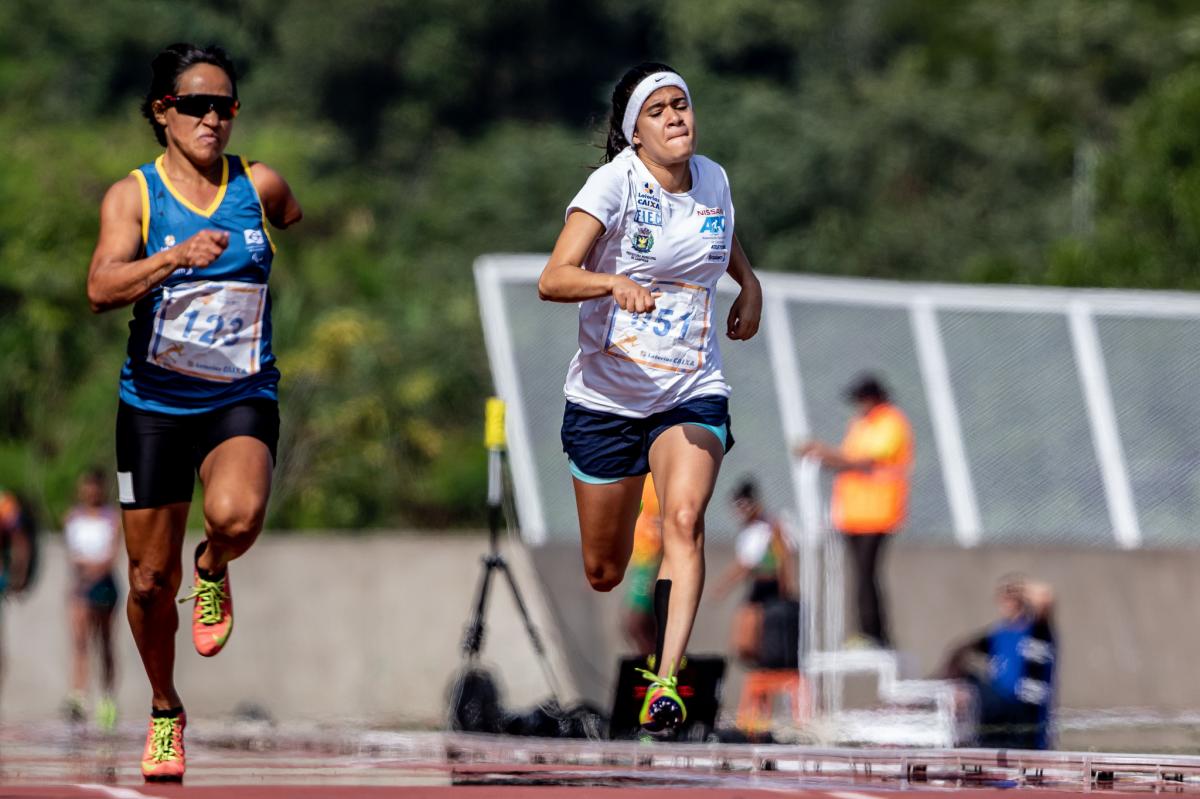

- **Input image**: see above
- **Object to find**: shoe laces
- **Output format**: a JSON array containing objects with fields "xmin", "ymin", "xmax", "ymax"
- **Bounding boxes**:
[
  {"xmin": 179, "ymin": 574, "xmax": 227, "ymax": 624},
  {"xmin": 635, "ymin": 667, "xmax": 679, "ymax": 696},
  {"xmin": 149, "ymin": 716, "xmax": 181, "ymax": 762}
]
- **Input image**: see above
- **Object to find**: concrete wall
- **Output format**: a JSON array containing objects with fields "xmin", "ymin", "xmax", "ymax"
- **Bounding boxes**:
[
  {"xmin": 9, "ymin": 533, "xmax": 1199, "ymax": 726},
  {"xmin": 1, "ymin": 533, "xmax": 576, "ymax": 724},
  {"xmin": 530, "ymin": 540, "xmax": 1200, "ymax": 714}
]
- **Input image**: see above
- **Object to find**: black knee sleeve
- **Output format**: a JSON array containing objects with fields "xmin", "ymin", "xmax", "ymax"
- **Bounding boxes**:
[{"xmin": 653, "ymin": 578, "xmax": 671, "ymax": 669}]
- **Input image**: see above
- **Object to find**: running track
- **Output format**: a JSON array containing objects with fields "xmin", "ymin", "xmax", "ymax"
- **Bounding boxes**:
[
  {"xmin": 0, "ymin": 788, "xmax": 1091, "ymax": 798},
  {"xmin": 3, "ymin": 721, "xmax": 1191, "ymax": 797}
]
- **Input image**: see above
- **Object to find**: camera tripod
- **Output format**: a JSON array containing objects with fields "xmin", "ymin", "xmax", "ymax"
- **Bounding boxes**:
[{"xmin": 449, "ymin": 399, "xmax": 563, "ymax": 729}]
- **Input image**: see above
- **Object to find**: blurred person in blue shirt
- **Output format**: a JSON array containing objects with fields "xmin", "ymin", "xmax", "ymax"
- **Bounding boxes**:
[{"xmin": 943, "ymin": 574, "xmax": 1056, "ymax": 750}]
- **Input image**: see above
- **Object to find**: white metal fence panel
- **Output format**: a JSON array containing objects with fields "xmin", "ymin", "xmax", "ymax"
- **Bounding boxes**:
[{"xmin": 476, "ymin": 255, "xmax": 1200, "ymax": 549}]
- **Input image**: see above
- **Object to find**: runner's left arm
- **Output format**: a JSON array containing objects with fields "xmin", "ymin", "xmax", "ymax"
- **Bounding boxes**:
[
  {"xmin": 725, "ymin": 233, "xmax": 761, "ymax": 341},
  {"xmin": 249, "ymin": 162, "xmax": 303, "ymax": 229},
  {"xmin": 771, "ymin": 520, "xmax": 798, "ymax": 599},
  {"xmin": 108, "ymin": 514, "xmax": 124, "ymax": 575},
  {"xmin": 5, "ymin": 520, "xmax": 31, "ymax": 595},
  {"xmin": 712, "ymin": 559, "xmax": 751, "ymax": 601}
]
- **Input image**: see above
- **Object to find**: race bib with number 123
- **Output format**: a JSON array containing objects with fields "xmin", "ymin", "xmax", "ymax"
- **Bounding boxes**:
[{"xmin": 147, "ymin": 280, "xmax": 266, "ymax": 383}]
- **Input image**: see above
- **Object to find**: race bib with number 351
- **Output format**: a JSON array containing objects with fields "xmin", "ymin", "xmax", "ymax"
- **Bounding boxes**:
[
  {"xmin": 148, "ymin": 280, "xmax": 266, "ymax": 383},
  {"xmin": 603, "ymin": 280, "xmax": 711, "ymax": 373}
]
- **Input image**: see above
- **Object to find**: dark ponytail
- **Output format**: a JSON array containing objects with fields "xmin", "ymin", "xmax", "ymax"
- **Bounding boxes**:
[
  {"xmin": 141, "ymin": 43, "xmax": 239, "ymax": 146},
  {"xmin": 603, "ymin": 61, "xmax": 679, "ymax": 163}
]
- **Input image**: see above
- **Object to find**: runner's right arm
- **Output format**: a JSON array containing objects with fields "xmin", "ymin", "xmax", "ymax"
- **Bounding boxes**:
[
  {"xmin": 538, "ymin": 210, "xmax": 657, "ymax": 312},
  {"xmin": 87, "ymin": 176, "xmax": 228, "ymax": 313},
  {"xmin": 795, "ymin": 441, "xmax": 876, "ymax": 473}
]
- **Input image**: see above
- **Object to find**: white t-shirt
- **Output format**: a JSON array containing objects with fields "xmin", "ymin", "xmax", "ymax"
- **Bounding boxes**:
[
  {"xmin": 735, "ymin": 517, "xmax": 796, "ymax": 572},
  {"xmin": 562, "ymin": 147, "xmax": 734, "ymax": 416},
  {"xmin": 64, "ymin": 507, "xmax": 119, "ymax": 565},
  {"xmin": 735, "ymin": 519, "xmax": 775, "ymax": 570}
]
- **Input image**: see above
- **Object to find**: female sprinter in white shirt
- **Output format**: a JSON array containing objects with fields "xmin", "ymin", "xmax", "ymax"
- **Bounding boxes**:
[{"xmin": 538, "ymin": 62, "xmax": 762, "ymax": 736}]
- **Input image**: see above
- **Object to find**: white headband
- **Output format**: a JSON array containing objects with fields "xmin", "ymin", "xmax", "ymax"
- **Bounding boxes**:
[{"xmin": 621, "ymin": 72, "xmax": 691, "ymax": 146}]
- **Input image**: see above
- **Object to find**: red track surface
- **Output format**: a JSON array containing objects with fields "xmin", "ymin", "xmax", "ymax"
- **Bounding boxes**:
[
  {"xmin": 0, "ymin": 788, "xmax": 1093, "ymax": 798},
  {"xmin": 0, "ymin": 721, "xmax": 1176, "ymax": 798}
]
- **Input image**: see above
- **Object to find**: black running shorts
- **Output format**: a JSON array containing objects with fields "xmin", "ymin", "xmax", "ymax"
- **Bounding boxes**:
[{"xmin": 115, "ymin": 399, "xmax": 279, "ymax": 509}]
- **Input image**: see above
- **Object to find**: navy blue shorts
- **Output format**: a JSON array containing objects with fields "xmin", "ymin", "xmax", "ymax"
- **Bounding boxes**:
[
  {"xmin": 561, "ymin": 395, "xmax": 734, "ymax": 483},
  {"xmin": 78, "ymin": 573, "xmax": 119, "ymax": 610}
]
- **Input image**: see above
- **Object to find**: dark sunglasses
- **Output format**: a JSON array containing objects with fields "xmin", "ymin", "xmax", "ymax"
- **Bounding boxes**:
[{"xmin": 162, "ymin": 94, "xmax": 240, "ymax": 120}]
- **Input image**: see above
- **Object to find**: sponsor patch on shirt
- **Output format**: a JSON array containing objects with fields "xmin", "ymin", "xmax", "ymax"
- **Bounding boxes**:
[
  {"xmin": 636, "ymin": 182, "xmax": 661, "ymax": 204},
  {"xmin": 634, "ymin": 207, "xmax": 662, "ymax": 226},
  {"xmin": 243, "ymin": 229, "xmax": 267, "ymax": 250},
  {"xmin": 699, "ymin": 215, "xmax": 726, "ymax": 238},
  {"xmin": 631, "ymin": 226, "xmax": 655, "ymax": 254}
]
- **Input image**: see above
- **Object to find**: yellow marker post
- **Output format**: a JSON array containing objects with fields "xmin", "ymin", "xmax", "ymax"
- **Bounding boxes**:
[
  {"xmin": 485, "ymin": 398, "xmax": 506, "ymax": 509},
  {"xmin": 485, "ymin": 397, "xmax": 507, "ymax": 451}
]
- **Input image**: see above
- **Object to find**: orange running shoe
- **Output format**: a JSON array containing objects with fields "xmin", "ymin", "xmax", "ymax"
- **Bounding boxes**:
[
  {"xmin": 180, "ymin": 568, "xmax": 233, "ymax": 657},
  {"xmin": 141, "ymin": 710, "xmax": 186, "ymax": 782}
]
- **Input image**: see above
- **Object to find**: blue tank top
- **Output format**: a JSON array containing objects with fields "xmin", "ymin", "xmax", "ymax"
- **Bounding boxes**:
[{"xmin": 119, "ymin": 154, "xmax": 278, "ymax": 414}]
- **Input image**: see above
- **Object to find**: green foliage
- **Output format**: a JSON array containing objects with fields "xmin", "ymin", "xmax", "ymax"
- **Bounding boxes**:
[
  {"xmin": 3, "ymin": 0, "xmax": 1200, "ymax": 527},
  {"xmin": 1085, "ymin": 67, "xmax": 1200, "ymax": 288}
]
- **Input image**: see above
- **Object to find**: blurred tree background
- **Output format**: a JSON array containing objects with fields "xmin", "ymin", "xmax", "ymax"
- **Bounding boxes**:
[{"xmin": 2, "ymin": 0, "xmax": 1199, "ymax": 529}]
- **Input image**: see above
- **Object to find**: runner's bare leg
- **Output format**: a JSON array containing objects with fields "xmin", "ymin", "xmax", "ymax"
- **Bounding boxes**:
[{"xmin": 648, "ymin": 425, "xmax": 723, "ymax": 676}]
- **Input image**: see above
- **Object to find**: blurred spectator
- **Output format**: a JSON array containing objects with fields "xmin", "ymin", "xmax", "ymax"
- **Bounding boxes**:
[
  {"xmin": 0, "ymin": 491, "xmax": 32, "ymax": 597},
  {"xmin": 622, "ymin": 476, "xmax": 662, "ymax": 657},
  {"xmin": 942, "ymin": 574, "xmax": 1056, "ymax": 750},
  {"xmin": 0, "ymin": 488, "xmax": 34, "ymax": 699},
  {"xmin": 795, "ymin": 374, "xmax": 912, "ymax": 649},
  {"xmin": 713, "ymin": 478, "xmax": 798, "ymax": 666},
  {"xmin": 62, "ymin": 469, "xmax": 121, "ymax": 729}
]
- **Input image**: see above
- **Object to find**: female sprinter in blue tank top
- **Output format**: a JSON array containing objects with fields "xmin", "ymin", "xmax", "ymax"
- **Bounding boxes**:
[
  {"xmin": 86, "ymin": 43, "xmax": 301, "ymax": 782},
  {"xmin": 538, "ymin": 62, "xmax": 762, "ymax": 736}
]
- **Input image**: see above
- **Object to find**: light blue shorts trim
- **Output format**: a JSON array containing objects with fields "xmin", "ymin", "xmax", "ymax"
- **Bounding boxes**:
[
  {"xmin": 568, "ymin": 422, "xmax": 728, "ymax": 484},
  {"xmin": 685, "ymin": 421, "xmax": 727, "ymax": 447},
  {"xmin": 569, "ymin": 460, "xmax": 621, "ymax": 484}
]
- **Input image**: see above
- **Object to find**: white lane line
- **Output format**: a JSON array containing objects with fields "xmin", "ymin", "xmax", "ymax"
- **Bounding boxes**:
[
  {"xmin": 828, "ymin": 791, "xmax": 882, "ymax": 799},
  {"xmin": 78, "ymin": 784, "xmax": 163, "ymax": 799}
]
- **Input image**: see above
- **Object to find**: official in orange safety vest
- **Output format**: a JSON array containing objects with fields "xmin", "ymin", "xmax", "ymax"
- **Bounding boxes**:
[{"xmin": 795, "ymin": 374, "xmax": 913, "ymax": 648}]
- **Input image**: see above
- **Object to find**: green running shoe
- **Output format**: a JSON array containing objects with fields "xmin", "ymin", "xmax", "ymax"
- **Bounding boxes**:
[
  {"xmin": 96, "ymin": 695, "xmax": 117, "ymax": 732},
  {"xmin": 636, "ymin": 667, "xmax": 686, "ymax": 736}
]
